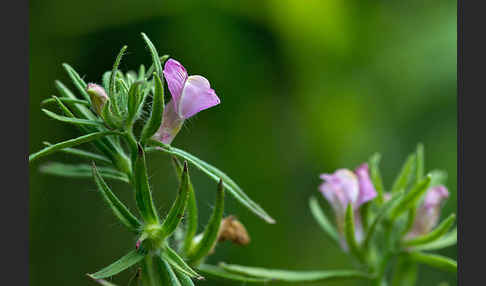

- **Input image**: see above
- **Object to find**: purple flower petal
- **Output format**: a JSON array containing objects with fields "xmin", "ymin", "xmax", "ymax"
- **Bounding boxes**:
[
  {"xmin": 178, "ymin": 75, "xmax": 220, "ymax": 119},
  {"xmin": 319, "ymin": 169, "xmax": 359, "ymax": 214},
  {"xmin": 163, "ymin": 59, "xmax": 188, "ymax": 107},
  {"xmin": 355, "ymin": 163, "xmax": 378, "ymax": 206},
  {"xmin": 153, "ymin": 100, "xmax": 184, "ymax": 144}
]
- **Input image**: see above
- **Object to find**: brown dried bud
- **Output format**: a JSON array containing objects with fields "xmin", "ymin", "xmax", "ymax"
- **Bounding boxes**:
[{"xmin": 217, "ymin": 216, "xmax": 250, "ymax": 246}]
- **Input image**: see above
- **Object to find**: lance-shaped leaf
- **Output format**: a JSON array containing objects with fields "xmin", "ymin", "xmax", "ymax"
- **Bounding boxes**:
[
  {"xmin": 92, "ymin": 163, "xmax": 142, "ymax": 232},
  {"xmin": 149, "ymin": 141, "xmax": 275, "ymax": 224},
  {"xmin": 42, "ymin": 108, "xmax": 104, "ymax": 127},
  {"xmin": 42, "ymin": 142, "xmax": 111, "ymax": 164},
  {"xmin": 172, "ymin": 157, "xmax": 198, "ymax": 255},
  {"xmin": 175, "ymin": 271, "xmax": 195, "ymax": 286},
  {"xmin": 344, "ymin": 204, "xmax": 364, "ymax": 262},
  {"xmin": 87, "ymin": 276, "xmax": 120, "ymax": 286},
  {"xmin": 62, "ymin": 63, "xmax": 91, "ymax": 101},
  {"xmin": 369, "ymin": 153, "xmax": 385, "ymax": 203},
  {"xmin": 88, "ymin": 250, "xmax": 145, "ymax": 279},
  {"xmin": 145, "ymin": 55, "xmax": 170, "ymax": 79},
  {"xmin": 54, "ymin": 79, "xmax": 97, "ymax": 121},
  {"xmin": 363, "ymin": 191, "xmax": 404, "ymax": 249},
  {"xmin": 127, "ymin": 81, "xmax": 145, "ymax": 123},
  {"xmin": 390, "ymin": 175, "xmax": 431, "ymax": 220},
  {"xmin": 140, "ymin": 73, "xmax": 164, "ymax": 143},
  {"xmin": 29, "ymin": 131, "xmax": 120, "ymax": 162},
  {"xmin": 219, "ymin": 263, "xmax": 373, "ymax": 282},
  {"xmin": 134, "ymin": 145, "xmax": 160, "ymax": 224},
  {"xmin": 416, "ymin": 143, "xmax": 424, "ymax": 183},
  {"xmin": 155, "ymin": 256, "xmax": 182, "ymax": 286},
  {"xmin": 109, "ymin": 46, "xmax": 127, "ymax": 115},
  {"xmin": 403, "ymin": 214, "xmax": 456, "ymax": 247},
  {"xmin": 41, "ymin": 162, "xmax": 129, "ymax": 183},
  {"xmin": 141, "ymin": 33, "xmax": 163, "ymax": 77},
  {"xmin": 391, "ymin": 153, "xmax": 416, "ymax": 194},
  {"xmin": 160, "ymin": 161, "xmax": 191, "ymax": 238},
  {"xmin": 187, "ymin": 179, "xmax": 224, "ymax": 265},
  {"xmin": 413, "ymin": 228, "xmax": 457, "ymax": 251},
  {"xmin": 309, "ymin": 196, "xmax": 340, "ymax": 246},
  {"xmin": 161, "ymin": 246, "xmax": 203, "ymax": 280},
  {"xmin": 141, "ymin": 255, "xmax": 157, "ymax": 286},
  {"xmin": 41, "ymin": 97, "xmax": 90, "ymax": 106},
  {"xmin": 197, "ymin": 264, "xmax": 270, "ymax": 283},
  {"xmin": 408, "ymin": 252, "xmax": 457, "ymax": 273}
]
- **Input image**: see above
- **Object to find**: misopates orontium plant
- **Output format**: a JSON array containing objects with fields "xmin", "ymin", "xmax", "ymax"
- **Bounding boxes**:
[
  {"xmin": 220, "ymin": 144, "xmax": 457, "ymax": 286},
  {"xmin": 29, "ymin": 33, "xmax": 278, "ymax": 285}
]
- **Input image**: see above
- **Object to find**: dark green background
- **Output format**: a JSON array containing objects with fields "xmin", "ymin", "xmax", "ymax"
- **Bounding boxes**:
[{"xmin": 29, "ymin": 0, "xmax": 457, "ymax": 285}]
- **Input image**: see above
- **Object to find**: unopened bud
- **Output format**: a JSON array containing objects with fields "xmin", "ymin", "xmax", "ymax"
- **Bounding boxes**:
[
  {"xmin": 86, "ymin": 83, "xmax": 108, "ymax": 115},
  {"xmin": 217, "ymin": 216, "xmax": 250, "ymax": 246}
]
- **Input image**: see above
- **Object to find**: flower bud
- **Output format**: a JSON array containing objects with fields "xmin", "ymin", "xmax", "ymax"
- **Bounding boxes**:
[
  {"xmin": 86, "ymin": 83, "xmax": 109, "ymax": 115},
  {"xmin": 217, "ymin": 216, "xmax": 250, "ymax": 246}
]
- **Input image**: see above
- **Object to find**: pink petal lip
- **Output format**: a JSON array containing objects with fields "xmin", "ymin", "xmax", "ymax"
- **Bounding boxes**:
[{"xmin": 178, "ymin": 75, "xmax": 220, "ymax": 119}]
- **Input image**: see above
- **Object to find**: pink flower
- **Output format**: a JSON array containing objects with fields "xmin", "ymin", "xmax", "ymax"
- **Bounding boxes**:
[
  {"xmin": 319, "ymin": 163, "xmax": 377, "ymax": 249},
  {"xmin": 153, "ymin": 59, "xmax": 220, "ymax": 144},
  {"xmin": 406, "ymin": 185, "xmax": 449, "ymax": 239},
  {"xmin": 86, "ymin": 83, "xmax": 108, "ymax": 115}
]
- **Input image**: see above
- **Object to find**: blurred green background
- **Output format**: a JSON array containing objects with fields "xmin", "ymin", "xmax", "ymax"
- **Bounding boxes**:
[{"xmin": 29, "ymin": 0, "xmax": 457, "ymax": 285}]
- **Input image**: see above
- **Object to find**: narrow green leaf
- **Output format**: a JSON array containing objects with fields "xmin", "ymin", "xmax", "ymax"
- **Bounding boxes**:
[
  {"xmin": 175, "ymin": 271, "xmax": 195, "ymax": 286},
  {"xmin": 188, "ymin": 179, "xmax": 224, "ymax": 265},
  {"xmin": 403, "ymin": 214, "xmax": 456, "ymax": 247},
  {"xmin": 40, "ymin": 162, "xmax": 129, "ymax": 183},
  {"xmin": 141, "ymin": 33, "xmax": 162, "ymax": 77},
  {"xmin": 413, "ymin": 228, "xmax": 457, "ymax": 251},
  {"xmin": 127, "ymin": 81, "xmax": 145, "ymax": 123},
  {"xmin": 391, "ymin": 255, "xmax": 418, "ymax": 286},
  {"xmin": 140, "ymin": 73, "xmax": 164, "ymax": 143},
  {"xmin": 92, "ymin": 163, "xmax": 142, "ymax": 232},
  {"xmin": 161, "ymin": 246, "xmax": 203, "ymax": 280},
  {"xmin": 41, "ymin": 97, "xmax": 90, "ymax": 106},
  {"xmin": 62, "ymin": 63, "xmax": 91, "ymax": 101},
  {"xmin": 109, "ymin": 46, "xmax": 127, "ymax": 99},
  {"xmin": 369, "ymin": 153, "xmax": 385, "ymax": 203},
  {"xmin": 54, "ymin": 80, "xmax": 97, "ymax": 120},
  {"xmin": 197, "ymin": 264, "xmax": 270, "ymax": 283},
  {"xmin": 141, "ymin": 255, "xmax": 157, "ymax": 286},
  {"xmin": 363, "ymin": 191, "xmax": 404, "ymax": 249},
  {"xmin": 42, "ymin": 142, "xmax": 111, "ymax": 164},
  {"xmin": 408, "ymin": 252, "xmax": 457, "ymax": 273},
  {"xmin": 138, "ymin": 64, "xmax": 146, "ymax": 80},
  {"xmin": 42, "ymin": 108, "xmax": 103, "ymax": 126},
  {"xmin": 149, "ymin": 141, "xmax": 275, "ymax": 224},
  {"xmin": 401, "ymin": 207, "xmax": 418, "ymax": 237},
  {"xmin": 416, "ymin": 143, "xmax": 424, "ymax": 183},
  {"xmin": 145, "ymin": 55, "xmax": 170, "ymax": 79},
  {"xmin": 390, "ymin": 175, "xmax": 431, "ymax": 220},
  {"xmin": 309, "ymin": 196, "xmax": 340, "ymax": 245},
  {"xmin": 134, "ymin": 145, "xmax": 160, "ymax": 224},
  {"xmin": 391, "ymin": 153, "xmax": 416, "ymax": 194},
  {"xmin": 172, "ymin": 157, "xmax": 198, "ymax": 256},
  {"xmin": 161, "ymin": 161, "xmax": 191, "ymax": 238},
  {"xmin": 219, "ymin": 263, "xmax": 373, "ymax": 282},
  {"xmin": 29, "ymin": 131, "xmax": 120, "ymax": 162},
  {"xmin": 89, "ymin": 250, "xmax": 145, "ymax": 279},
  {"xmin": 155, "ymin": 256, "xmax": 182, "ymax": 286},
  {"xmin": 344, "ymin": 204, "xmax": 364, "ymax": 262},
  {"xmin": 87, "ymin": 276, "xmax": 119, "ymax": 286}
]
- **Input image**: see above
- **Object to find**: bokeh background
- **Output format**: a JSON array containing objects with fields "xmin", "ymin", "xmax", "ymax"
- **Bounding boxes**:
[{"xmin": 29, "ymin": 0, "xmax": 457, "ymax": 285}]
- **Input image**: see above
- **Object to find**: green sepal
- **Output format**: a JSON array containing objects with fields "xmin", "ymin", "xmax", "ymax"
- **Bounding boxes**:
[
  {"xmin": 29, "ymin": 131, "xmax": 121, "ymax": 162},
  {"xmin": 145, "ymin": 55, "xmax": 170, "ymax": 79},
  {"xmin": 187, "ymin": 179, "xmax": 224, "ymax": 265},
  {"xmin": 149, "ymin": 141, "xmax": 275, "ymax": 224},
  {"xmin": 160, "ymin": 161, "xmax": 191, "ymax": 238},
  {"xmin": 219, "ymin": 263, "xmax": 373, "ymax": 282},
  {"xmin": 140, "ymin": 72, "xmax": 164, "ymax": 143},
  {"xmin": 172, "ymin": 157, "xmax": 198, "ymax": 256},
  {"xmin": 429, "ymin": 170, "xmax": 448, "ymax": 187},
  {"xmin": 40, "ymin": 162, "xmax": 129, "ymax": 183},
  {"xmin": 138, "ymin": 64, "xmax": 146, "ymax": 80},
  {"xmin": 42, "ymin": 108, "xmax": 104, "ymax": 127},
  {"xmin": 369, "ymin": 153, "xmax": 385, "ymax": 203},
  {"xmin": 391, "ymin": 153, "xmax": 416, "ymax": 194},
  {"xmin": 161, "ymin": 246, "xmax": 203, "ymax": 280},
  {"xmin": 134, "ymin": 144, "xmax": 160, "ymax": 224},
  {"xmin": 413, "ymin": 228, "xmax": 457, "ymax": 251},
  {"xmin": 109, "ymin": 45, "xmax": 128, "ymax": 116},
  {"xmin": 155, "ymin": 256, "xmax": 182, "ymax": 286},
  {"xmin": 403, "ymin": 214, "xmax": 456, "ymax": 247},
  {"xmin": 198, "ymin": 264, "xmax": 270, "ymax": 283},
  {"xmin": 390, "ymin": 175, "xmax": 431, "ymax": 220},
  {"xmin": 127, "ymin": 81, "xmax": 146, "ymax": 124},
  {"xmin": 309, "ymin": 196, "xmax": 340, "ymax": 246},
  {"xmin": 92, "ymin": 162, "xmax": 142, "ymax": 232},
  {"xmin": 88, "ymin": 249, "xmax": 146, "ymax": 279},
  {"xmin": 408, "ymin": 252, "xmax": 457, "ymax": 273},
  {"xmin": 363, "ymin": 191, "xmax": 404, "ymax": 249},
  {"xmin": 344, "ymin": 204, "xmax": 364, "ymax": 262}
]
